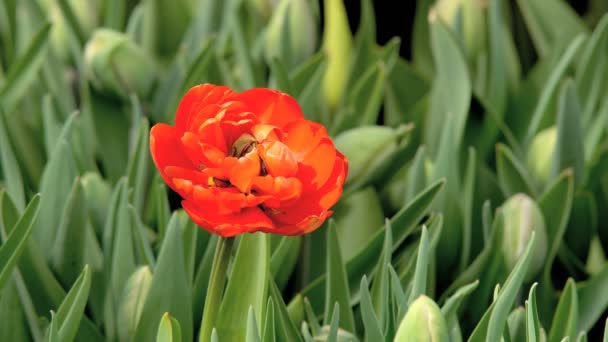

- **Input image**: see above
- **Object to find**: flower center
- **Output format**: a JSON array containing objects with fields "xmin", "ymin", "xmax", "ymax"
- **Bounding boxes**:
[{"xmin": 230, "ymin": 133, "xmax": 258, "ymax": 158}]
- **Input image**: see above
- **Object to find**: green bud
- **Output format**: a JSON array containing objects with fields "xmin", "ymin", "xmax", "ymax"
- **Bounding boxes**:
[
  {"xmin": 433, "ymin": 0, "xmax": 487, "ymax": 61},
  {"xmin": 500, "ymin": 194, "xmax": 548, "ymax": 282},
  {"xmin": 118, "ymin": 266, "xmax": 153, "ymax": 342},
  {"xmin": 395, "ymin": 295, "xmax": 450, "ymax": 342},
  {"xmin": 334, "ymin": 187, "xmax": 384, "ymax": 261},
  {"xmin": 527, "ymin": 126, "xmax": 557, "ymax": 186},
  {"xmin": 334, "ymin": 125, "xmax": 409, "ymax": 185},
  {"xmin": 315, "ymin": 326, "xmax": 359, "ymax": 342},
  {"xmin": 322, "ymin": 0, "xmax": 353, "ymax": 109},
  {"xmin": 81, "ymin": 172, "xmax": 111, "ymax": 237},
  {"xmin": 42, "ymin": 0, "xmax": 99, "ymax": 61},
  {"xmin": 84, "ymin": 29, "xmax": 157, "ymax": 99},
  {"xmin": 265, "ymin": 0, "xmax": 318, "ymax": 68}
]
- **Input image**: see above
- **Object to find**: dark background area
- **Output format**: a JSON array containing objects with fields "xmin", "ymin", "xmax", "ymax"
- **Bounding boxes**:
[{"xmin": 338, "ymin": 0, "xmax": 590, "ymax": 61}]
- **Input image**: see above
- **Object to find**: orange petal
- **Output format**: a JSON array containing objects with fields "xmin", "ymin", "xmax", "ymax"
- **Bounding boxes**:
[
  {"xmin": 258, "ymin": 141, "xmax": 298, "ymax": 177},
  {"xmin": 150, "ymin": 124, "xmax": 195, "ymax": 192},
  {"xmin": 297, "ymin": 137, "xmax": 336, "ymax": 190},
  {"xmin": 283, "ymin": 120, "xmax": 328, "ymax": 159},
  {"xmin": 252, "ymin": 176, "xmax": 302, "ymax": 207},
  {"xmin": 229, "ymin": 150, "xmax": 261, "ymax": 193},
  {"xmin": 182, "ymin": 200, "xmax": 274, "ymax": 237},
  {"xmin": 235, "ymin": 88, "xmax": 304, "ymax": 128},
  {"xmin": 251, "ymin": 124, "xmax": 281, "ymax": 142},
  {"xmin": 175, "ymin": 84, "xmax": 234, "ymax": 132}
]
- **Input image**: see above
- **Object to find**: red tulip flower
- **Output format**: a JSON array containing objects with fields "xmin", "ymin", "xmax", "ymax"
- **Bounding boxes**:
[{"xmin": 150, "ymin": 84, "xmax": 348, "ymax": 237}]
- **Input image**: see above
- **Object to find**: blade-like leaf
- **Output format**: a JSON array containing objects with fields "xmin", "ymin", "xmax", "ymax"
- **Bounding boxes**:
[
  {"xmin": 0, "ymin": 194, "xmax": 40, "ymax": 290},
  {"xmin": 360, "ymin": 276, "xmax": 384, "ymax": 341},
  {"xmin": 53, "ymin": 265, "xmax": 92, "ymax": 342},
  {"xmin": 0, "ymin": 109, "xmax": 24, "ymax": 211},
  {"xmin": 156, "ymin": 313, "xmax": 182, "ymax": 342},
  {"xmin": 548, "ymin": 278, "xmax": 578, "ymax": 342},
  {"xmin": 216, "ymin": 233, "xmax": 269, "ymax": 341},
  {"xmin": 526, "ymin": 284, "xmax": 542, "ymax": 342},
  {"xmin": 324, "ymin": 221, "xmax": 355, "ymax": 332}
]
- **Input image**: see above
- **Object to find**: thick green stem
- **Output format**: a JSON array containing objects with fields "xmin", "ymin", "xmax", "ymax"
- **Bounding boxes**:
[{"xmin": 198, "ymin": 236, "xmax": 235, "ymax": 342}]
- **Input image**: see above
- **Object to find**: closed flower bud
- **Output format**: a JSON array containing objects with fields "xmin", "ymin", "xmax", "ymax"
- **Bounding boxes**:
[
  {"xmin": 322, "ymin": 0, "xmax": 353, "ymax": 109},
  {"xmin": 42, "ymin": 0, "xmax": 99, "ymax": 61},
  {"xmin": 265, "ymin": 0, "xmax": 318, "ymax": 68},
  {"xmin": 84, "ymin": 29, "xmax": 157, "ymax": 99},
  {"xmin": 395, "ymin": 295, "xmax": 449, "ymax": 342},
  {"xmin": 433, "ymin": 0, "xmax": 487, "ymax": 61},
  {"xmin": 316, "ymin": 326, "xmax": 359, "ymax": 342},
  {"xmin": 500, "ymin": 194, "xmax": 548, "ymax": 282},
  {"xmin": 527, "ymin": 126, "xmax": 557, "ymax": 185},
  {"xmin": 81, "ymin": 172, "xmax": 111, "ymax": 235},
  {"xmin": 334, "ymin": 125, "xmax": 409, "ymax": 185}
]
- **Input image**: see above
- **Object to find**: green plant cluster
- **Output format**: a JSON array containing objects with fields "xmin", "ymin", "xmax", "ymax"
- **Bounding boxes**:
[{"xmin": 0, "ymin": 0, "xmax": 608, "ymax": 341}]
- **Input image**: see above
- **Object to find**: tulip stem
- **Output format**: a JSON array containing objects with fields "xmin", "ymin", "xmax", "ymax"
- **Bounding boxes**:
[{"xmin": 198, "ymin": 236, "xmax": 235, "ymax": 342}]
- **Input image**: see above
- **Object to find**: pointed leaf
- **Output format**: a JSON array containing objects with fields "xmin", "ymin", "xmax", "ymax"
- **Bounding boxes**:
[
  {"xmin": 526, "ymin": 283, "xmax": 542, "ymax": 342},
  {"xmin": 156, "ymin": 313, "xmax": 182, "ymax": 342},
  {"xmin": 324, "ymin": 221, "xmax": 355, "ymax": 331},
  {"xmin": 360, "ymin": 276, "xmax": 384, "ymax": 341},
  {"xmin": 496, "ymin": 143, "xmax": 537, "ymax": 197},
  {"xmin": 216, "ymin": 233, "xmax": 269, "ymax": 341},
  {"xmin": 549, "ymin": 278, "xmax": 578, "ymax": 342},
  {"xmin": 53, "ymin": 265, "xmax": 92, "ymax": 342}
]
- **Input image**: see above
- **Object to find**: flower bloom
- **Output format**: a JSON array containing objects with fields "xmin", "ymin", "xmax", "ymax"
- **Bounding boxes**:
[{"xmin": 150, "ymin": 84, "xmax": 348, "ymax": 237}]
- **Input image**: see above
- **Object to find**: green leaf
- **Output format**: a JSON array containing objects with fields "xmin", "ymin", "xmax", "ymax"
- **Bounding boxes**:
[
  {"xmin": 156, "ymin": 313, "xmax": 182, "ymax": 342},
  {"xmin": 269, "ymin": 57, "xmax": 293, "ymax": 94},
  {"xmin": 460, "ymin": 147, "xmax": 476, "ymax": 269},
  {"xmin": 408, "ymin": 225, "xmax": 430, "ymax": 304},
  {"xmin": 0, "ymin": 194, "xmax": 40, "ymax": 290},
  {"xmin": 103, "ymin": 0, "xmax": 126, "ymax": 29},
  {"xmin": 268, "ymin": 278, "xmax": 303, "ymax": 342},
  {"xmin": 577, "ymin": 264, "xmax": 608, "ymax": 332},
  {"xmin": 289, "ymin": 52, "xmax": 326, "ymax": 120},
  {"xmin": 496, "ymin": 143, "xmax": 537, "ymax": 197},
  {"xmin": 515, "ymin": 0, "xmax": 588, "ymax": 57},
  {"xmin": 552, "ymin": 80, "xmax": 585, "ymax": 186},
  {"xmin": 300, "ymin": 179, "xmax": 445, "ymax": 313},
  {"xmin": 468, "ymin": 230, "xmax": 537, "ymax": 342},
  {"xmin": 370, "ymin": 218, "xmax": 392, "ymax": 331},
  {"xmin": 34, "ymin": 139, "xmax": 78, "ymax": 257},
  {"xmin": 246, "ymin": 306, "xmax": 261, "ymax": 342},
  {"xmin": 335, "ymin": 62, "xmax": 386, "ymax": 132},
  {"xmin": 324, "ymin": 221, "xmax": 355, "ymax": 332},
  {"xmin": 0, "ymin": 22, "xmax": 51, "ymax": 112},
  {"xmin": 549, "ymin": 278, "xmax": 578, "ymax": 342},
  {"xmin": 524, "ymin": 35, "xmax": 585, "ymax": 144},
  {"xmin": 360, "ymin": 276, "xmax": 384, "ymax": 341},
  {"xmin": 262, "ymin": 297, "xmax": 276, "ymax": 342},
  {"xmin": 538, "ymin": 170, "xmax": 574, "ymax": 290},
  {"xmin": 441, "ymin": 280, "xmax": 480, "ymax": 319},
  {"xmin": 55, "ymin": 0, "xmax": 87, "ymax": 45},
  {"xmin": 198, "ymin": 236, "xmax": 235, "ymax": 342},
  {"xmin": 326, "ymin": 303, "xmax": 340, "ymax": 342},
  {"xmin": 53, "ymin": 265, "xmax": 92, "ymax": 342},
  {"xmin": 426, "ymin": 15, "xmax": 471, "ymax": 155},
  {"xmin": 526, "ymin": 284, "xmax": 542, "ymax": 342},
  {"xmin": 270, "ymin": 236, "xmax": 301, "ymax": 290},
  {"xmin": 303, "ymin": 297, "xmax": 321, "ymax": 336},
  {"xmin": 118, "ymin": 266, "xmax": 153, "ymax": 342},
  {"xmin": 216, "ymin": 233, "xmax": 269, "ymax": 341},
  {"xmin": 0, "ymin": 109, "xmax": 24, "ymax": 211},
  {"xmin": 135, "ymin": 214, "xmax": 193, "ymax": 342},
  {"xmin": 126, "ymin": 116, "xmax": 152, "ymax": 215},
  {"xmin": 51, "ymin": 178, "xmax": 87, "ymax": 286},
  {"xmin": 47, "ymin": 311, "xmax": 59, "ymax": 342}
]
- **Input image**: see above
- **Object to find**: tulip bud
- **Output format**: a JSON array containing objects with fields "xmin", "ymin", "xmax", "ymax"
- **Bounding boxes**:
[
  {"xmin": 334, "ymin": 125, "xmax": 409, "ymax": 184},
  {"xmin": 395, "ymin": 295, "xmax": 450, "ymax": 342},
  {"xmin": 500, "ymin": 194, "xmax": 548, "ymax": 282},
  {"xmin": 265, "ymin": 0, "xmax": 318, "ymax": 68},
  {"xmin": 84, "ymin": 29, "xmax": 157, "ymax": 99},
  {"xmin": 433, "ymin": 0, "xmax": 487, "ymax": 61},
  {"xmin": 322, "ymin": 0, "xmax": 353, "ymax": 109},
  {"xmin": 526, "ymin": 126, "xmax": 557, "ymax": 186},
  {"xmin": 81, "ymin": 172, "xmax": 111, "ymax": 236},
  {"xmin": 315, "ymin": 326, "xmax": 359, "ymax": 342},
  {"xmin": 334, "ymin": 187, "xmax": 384, "ymax": 261},
  {"xmin": 42, "ymin": 0, "xmax": 99, "ymax": 61}
]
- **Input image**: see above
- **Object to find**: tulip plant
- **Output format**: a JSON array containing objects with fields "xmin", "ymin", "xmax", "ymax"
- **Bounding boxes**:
[{"xmin": 1, "ymin": 0, "xmax": 608, "ymax": 341}]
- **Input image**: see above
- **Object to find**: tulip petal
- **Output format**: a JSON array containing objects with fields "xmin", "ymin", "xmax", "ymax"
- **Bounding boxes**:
[
  {"xmin": 258, "ymin": 141, "xmax": 298, "ymax": 177},
  {"xmin": 229, "ymin": 151, "xmax": 261, "ymax": 193},
  {"xmin": 150, "ymin": 124, "xmax": 195, "ymax": 191},
  {"xmin": 283, "ymin": 120, "xmax": 328, "ymax": 159},
  {"xmin": 175, "ymin": 84, "xmax": 234, "ymax": 132},
  {"xmin": 236, "ymin": 88, "xmax": 304, "ymax": 128},
  {"xmin": 182, "ymin": 200, "xmax": 274, "ymax": 237}
]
